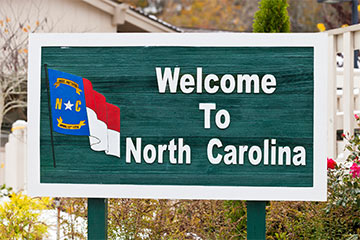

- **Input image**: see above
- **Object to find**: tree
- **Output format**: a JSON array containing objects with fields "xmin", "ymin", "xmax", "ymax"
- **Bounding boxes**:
[
  {"xmin": 0, "ymin": 16, "xmax": 27, "ymax": 132},
  {"xmin": 0, "ymin": 2, "xmax": 49, "ymax": 134},
  {"xmin": 253, "ymin": 0, "xmax": 290, "ymax": 33}
]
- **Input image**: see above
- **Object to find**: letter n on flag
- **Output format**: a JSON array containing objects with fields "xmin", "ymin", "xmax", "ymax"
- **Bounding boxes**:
[{"xmin": 47, "ymin": 68, "xmax": 120, "ymax": 157}]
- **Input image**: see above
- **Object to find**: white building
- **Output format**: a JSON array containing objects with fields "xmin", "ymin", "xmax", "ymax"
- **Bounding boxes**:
[{"xmin": 1, "ymin": 0, "xmax": 181, "ymax": 33}]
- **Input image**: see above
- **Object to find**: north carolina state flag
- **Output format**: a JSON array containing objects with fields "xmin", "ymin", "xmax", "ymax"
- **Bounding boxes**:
[{"xmin": 48, "ymin": 68, "xmax": 120, "ymax": 157}]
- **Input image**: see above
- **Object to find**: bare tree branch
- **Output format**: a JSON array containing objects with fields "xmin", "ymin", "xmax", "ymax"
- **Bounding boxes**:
[
  {"xmin": 3, "ymin": 99, "xmax": 25, "ymax": 111},
  {"xmin": 4, "ymin": 75, "xmax": 27, "ymax": 96},
  {"xmin": 7, "ymin": 92, "xmax": 27, "ymax": 95},
  {"xmin": 3, "ymin": 102, "xmax": 27, "ymax": 116}
]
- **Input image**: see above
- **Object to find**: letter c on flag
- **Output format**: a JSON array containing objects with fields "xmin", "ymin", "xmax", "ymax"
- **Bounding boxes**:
[{"xmin": 76, "ymin": 100, "xmax": 81, "ymax": 112}]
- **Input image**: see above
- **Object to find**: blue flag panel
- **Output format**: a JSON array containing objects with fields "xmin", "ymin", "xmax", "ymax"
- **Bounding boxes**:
[{"xmin": 48, "ymin": 69, "xmax": 90, "ymax": 136}]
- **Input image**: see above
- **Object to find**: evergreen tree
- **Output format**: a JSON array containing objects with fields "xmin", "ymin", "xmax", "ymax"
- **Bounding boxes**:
[{"xmin": 253, "ymin": 0, "xmax": 290, "ymax": 33}]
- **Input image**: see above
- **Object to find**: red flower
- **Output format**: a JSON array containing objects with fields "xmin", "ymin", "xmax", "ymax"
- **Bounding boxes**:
[
  {"xmin": 350, "ymin": 162, "xmax": 360, "ymax": 178},
  {"xmin": 341, "ymin": 133, "xmax": 346, "ymax": 138},
  {"xmin": 355, "ymin": 114, "xmax": 360, "ymax": 120},
  {"xmin": 327, "ymin": 158, "xmax": 336, "ymax": 169}
]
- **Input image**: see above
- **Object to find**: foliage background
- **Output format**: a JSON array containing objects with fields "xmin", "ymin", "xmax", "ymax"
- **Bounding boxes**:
[{"xmin": 121, "ymin": 0, "xmax": 352, "ymax": 32}]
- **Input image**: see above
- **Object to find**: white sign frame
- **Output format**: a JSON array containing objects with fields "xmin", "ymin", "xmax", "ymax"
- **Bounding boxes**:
[{"xmin": 28, "ymin": 33, "xmax": 328, "ymax": 201}]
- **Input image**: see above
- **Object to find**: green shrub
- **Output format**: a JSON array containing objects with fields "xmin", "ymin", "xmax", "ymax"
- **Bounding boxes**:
[
  {"xmin": 223, "ymin": 200, "xmax": 247, "ymax": 239},
  {"xmin": 267, "ymin": 201, "xmax": 325, "ymax": 239},
  {"xmin": 0, "ymin": 192, "xmax": 52, "ymax": 239},
  {"xmin": 253, "ymin": 0, "xmax": 290, "ymax": 33}
]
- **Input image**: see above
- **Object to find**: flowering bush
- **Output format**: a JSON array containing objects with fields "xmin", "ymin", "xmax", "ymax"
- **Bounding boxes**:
[
  {"xmin": 325, "ymin": 115, "xmax": 360, "ymax": 238},
  {"xmin": 328, "ymin": 115, "xmax": 360, "ymax": 208}
]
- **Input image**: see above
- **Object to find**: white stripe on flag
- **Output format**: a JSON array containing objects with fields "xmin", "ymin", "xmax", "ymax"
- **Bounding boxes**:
[
  {"xmin": 86, "ymin": 107, "xmax": 108, "ymax": 151},
  {"xmin": 106, "ymin": 130, "xmax": 120, "ymax": 157}
]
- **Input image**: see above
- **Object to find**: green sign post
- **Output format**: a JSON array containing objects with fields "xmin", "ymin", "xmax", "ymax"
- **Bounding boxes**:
[
  {"xmin": 247, "ymin": 201, "xmax": 266, "ymax": 239},
  {"xmin": 88, "ymin": 198, "xmax": 107, "ymax": 239},
  {"xmin": 28, "ymin": 33, "xmax": 327, "ymax": 239}
]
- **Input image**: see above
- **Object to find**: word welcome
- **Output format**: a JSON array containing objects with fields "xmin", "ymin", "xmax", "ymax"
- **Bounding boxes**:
[{"xmin": 156, "ymin": 67, "xmax": 277, "ymax": 94}]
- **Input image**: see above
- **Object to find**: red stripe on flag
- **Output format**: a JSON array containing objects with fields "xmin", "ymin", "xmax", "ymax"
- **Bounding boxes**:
[
  {"xmin": 93, "ymin": 91, "xmax": 107, "ymax": 123},
  {"xmin": 106, "ymin": 103, "xmax": 120, "ymax": 132},
  {"xmin": 83, "ymin": 78, "xmax": 95, "ymax": 111}
]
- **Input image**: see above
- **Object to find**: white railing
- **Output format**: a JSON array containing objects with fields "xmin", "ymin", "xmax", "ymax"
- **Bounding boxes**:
[
  {"xmin": 327, "ymin": 24, "xmax": 360, "ymax": 159},
  {"xmin": 3, "ymin": 120, "xmax": 27, "ymax": 192}
]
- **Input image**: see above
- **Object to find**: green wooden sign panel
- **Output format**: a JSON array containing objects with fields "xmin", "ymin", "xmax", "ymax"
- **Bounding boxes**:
[{"xmin": 28, "ymin": 33, "xmax": 327, "ymax": 200}]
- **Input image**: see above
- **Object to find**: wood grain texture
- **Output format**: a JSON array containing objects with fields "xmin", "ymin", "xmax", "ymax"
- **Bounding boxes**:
[{"xmin": 40, "ymin": 46, "xmax": 314, "ymax": 187}]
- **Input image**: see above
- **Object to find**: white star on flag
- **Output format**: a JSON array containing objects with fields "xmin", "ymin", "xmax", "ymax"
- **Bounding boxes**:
[{"xmin": 64, "ymin": 100, "xmax": 74, "ymax": 110}]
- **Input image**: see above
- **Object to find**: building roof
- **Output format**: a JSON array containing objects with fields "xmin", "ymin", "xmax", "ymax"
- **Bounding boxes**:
[
  {"xmin": 82, "ymin": 0, "xmax": 182, "ymax": 32},
  {"xmin": 129, "ymin": 5, "xmax": 182, "ymax": 33}
]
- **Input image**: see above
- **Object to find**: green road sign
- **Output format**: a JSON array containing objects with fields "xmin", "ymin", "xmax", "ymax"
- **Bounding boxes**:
[{"xmin": 28, "ymin": 33, "xmax": 327, "ymax": 201}]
